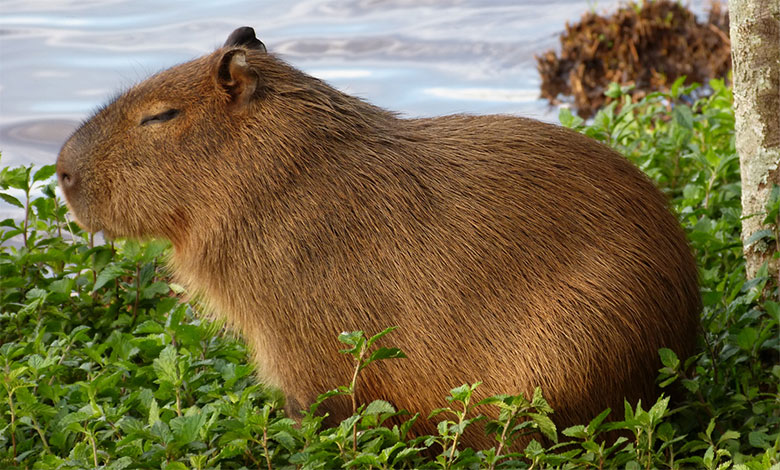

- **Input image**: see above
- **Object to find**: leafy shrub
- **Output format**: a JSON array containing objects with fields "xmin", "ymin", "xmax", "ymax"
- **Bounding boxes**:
[{"xmin": 1, "ymin": 78, "xmax": 778, "ymax": 469}]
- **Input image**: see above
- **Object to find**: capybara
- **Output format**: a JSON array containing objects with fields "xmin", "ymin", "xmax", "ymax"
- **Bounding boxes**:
[{"xmin": 57, "ymin": 27, "xmax": 700, "ymax": 448}]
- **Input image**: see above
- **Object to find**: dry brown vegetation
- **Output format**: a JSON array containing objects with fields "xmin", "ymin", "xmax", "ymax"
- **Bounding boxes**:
[{"xmin": 537, "ymin": 0, "xmax": 731, "ymax": 117}]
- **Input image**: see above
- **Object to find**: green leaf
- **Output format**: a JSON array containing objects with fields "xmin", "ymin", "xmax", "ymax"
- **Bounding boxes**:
[
  {"xmin": 587, "ymin": 408, "xmax": 611, "ymax": 433},
  {"xmin": 717, "ymin": 430, "xmax": 740, "ymax": 445},
  {"xmin": 626, "ymin": 461, "xmax": 641, "ymax": 470},
  {"xmin": 528, "ymin": 412, "xmax": 557, "ymax": 442},
  {"xmin": 763, "ymin": 184, "xmax": 780, "ymax": 224},
  {"xmin": 42, "ymin": 180, "xmax": 57, "ymax": 198},
  {"xmin": 367, "ymin": 347, "xmax": 406, "ymax": 363},
  {"xmin": 26, "ymin": 288, "xmax": 48, "ymax": 300},
  {"xmin": 581, "ymin": 439, "xmax": 601, "ymax": 453},
  {"xmin": 48, "ymin": 278, "xmax": 74, "ymax": 295},
  {"xmin": 765, "ymin": 301, "xmax": 780, "ymax": 323},
  {"xmin": 562, "ymin": 424, "xmax": 587, "ymax": 439},
  {"xmin": 0, "ymin": 192, "xmax": 23, "ymax": 208},
  {"xmin": 68, "ymin": 325, "xmax": 92, "ymax": 343},
  {"xmin": 141, "ymin": 239, "xmax": 171, "ymax": 261},
  {"xmin": 735, "ymin": 327, "xmax": 759, "ymax": 352},
  {"xmin": 681, "ymin": 378, "xmax": 699, "ymax": 393},
  {"xmin": 559, "ymin": 107, "xmax": 584, "ymax": 129},
  {"xmin": 142, "ymin": 281, "xmax": 171, "ymax": 299},
  {"xmin": 89, "ymin": 245, "xmax": 116, "ymax": 272},
  {"xmin": 122, "ymin": 239, "xmax": 141, "ymax": 260},
  {"xmin": 33, "ymin": 164, "xmax": 56, "ymax": 183},
  {"xmin": 364, "ymin": 400, "xmax": 395, "ymax": 416},
  {"xmin": 272, "ymin": 430, "xmax": 298, "ymax": 451},
  {"xmin": 149, "ymin": 398, "xmax": 160, "ymax": 425},
  {"xmin": 93, "ymin": 264, "xmax": 126, "ymax": 291},
  {"xmin": 134, "ymin": 320, "xmax": 165, "ymax": 335},
  {"xmin": 531, "ymin": 386, "xmax": 553, "ymax": 413},
  {"xmin": 153, "ymin": 345, "xmax": 180, "ymax": 384},
  {"xmin": 670, "ymin": 75, "xmax": 687, "ymax": 98},
  {"xmin": 365, "ymin": 326, "xmax": 398, "ymax": 349},
  {"xmin": 151, "ymin": 420, "xmax": 173, "ymax": 445},
  {"xmin": 745, "ymin": 229, "xmax": 774, "ymax": 246},
  {"xmin": 172, "ymin": 324, "xmax": 204, "ymax": 348},
  {"xmin": 391, "ymin": 446, "xmax": 421, "ymax": 466},
  {"xmin": 108, "ymin": 457, "xmax": 134, "ymax": 470},
  {"xmin": 748, "ymin": 430, "xmax": 770, "ymax": 448},
  {"xmin": 673, "ymin": 105, "xmax": 694, "ymax": 130},
  {"xmin": 658, "ymin": 348, "xmax": 680, "ymax": 368},
  {"xmin": 658, "ymin": 375, "xmax": 677, "ymax": 388},
  {"xmin": 348, "ymin": 454, "xmax": 382, "ymax": 467},
  {"xmin": 623, "ymin": 400, "xmax": 635, "ymax": 421},
  {"xmin": 648, "ymin": 396, "xmax": 669, "ymax": 423},
  {"xmin": 162, "ymin": 462, "xmax": 188, "ymax": 470},
  {"xmin": 1, "ymin": 166, "xmax": 30, "ymax": 189},
  {"xmin": 59, "ymin": 405, "xmax": 99, "ymax": 428},
  {"xmin": 448, "ymin": 384, "xmax": 473, "ymax": 403},
  {"xmin": 604, "ymin": 82, "xmax": 623, "ymax": 98},
  {"xmin": 171, "ymin": 410, "xmax": 207, "ymax": 443},
  {"xmin": 338, "ymin": 331, "xmax": 364, "ymax": 351},
  {"xmin": 705, "ymin": 419, "xmax": 716, "ymax": 439}
]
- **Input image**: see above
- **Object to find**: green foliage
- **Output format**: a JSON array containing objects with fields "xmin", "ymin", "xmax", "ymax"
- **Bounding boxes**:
[
  {"xmin": 1, "ymin": 79, "xmax": 778, "ymax": 468},
  {"xmin": 561, "ymin": 78, "xmax": 779, "ymax": 468}
]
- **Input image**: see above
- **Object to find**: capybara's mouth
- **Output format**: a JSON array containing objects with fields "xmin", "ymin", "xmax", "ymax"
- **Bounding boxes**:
[
  {"xmin": 60, "ymin": 196, "xmax": 105, "ymax": 235},
  {"xmin": 66, "ymin": 211, "xmax": 101, "ymax": 235}
]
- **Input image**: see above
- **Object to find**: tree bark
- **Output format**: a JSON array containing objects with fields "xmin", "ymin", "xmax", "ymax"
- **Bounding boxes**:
[{"xmin": 728, "ymin": 0, "xmax": 780, "ymax": 281}]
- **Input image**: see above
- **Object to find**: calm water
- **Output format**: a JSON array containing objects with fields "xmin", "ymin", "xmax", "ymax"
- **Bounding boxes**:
[{"xmin": 0, "ymin": 0, "xmax": 715, "ymax": 219}]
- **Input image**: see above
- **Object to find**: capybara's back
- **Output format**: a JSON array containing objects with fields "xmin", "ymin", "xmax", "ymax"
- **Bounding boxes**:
[{"xmin": 57, "ymin": 27, "xmax": 700, "ymax": 448}]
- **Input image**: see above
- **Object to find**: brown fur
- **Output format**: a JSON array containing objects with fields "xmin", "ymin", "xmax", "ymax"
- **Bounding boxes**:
[{"xmin": 57, "ymin": 27, "xmax": 700, "ymax": 449}]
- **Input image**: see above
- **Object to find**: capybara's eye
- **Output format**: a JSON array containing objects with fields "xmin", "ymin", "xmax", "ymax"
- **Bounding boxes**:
[{"xmin": 140, "ymin": 109, "xmax": 180, "ymax": 126}]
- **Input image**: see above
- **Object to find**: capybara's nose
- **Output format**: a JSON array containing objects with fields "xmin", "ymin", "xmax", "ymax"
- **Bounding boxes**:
[{"xmin": 56, "ymin": 152, "xmax": 78, "ymax": 195}]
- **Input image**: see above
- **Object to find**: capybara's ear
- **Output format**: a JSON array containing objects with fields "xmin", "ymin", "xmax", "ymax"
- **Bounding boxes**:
[
  {"xmin": 224, "ymin": 26, "xmax": 267, "ymax": 52},
  {"xmin": 215, "ymin": 49, "xmax": 262, "ymax": 107}
]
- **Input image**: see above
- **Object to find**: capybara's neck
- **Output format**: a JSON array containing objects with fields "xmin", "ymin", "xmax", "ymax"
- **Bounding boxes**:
[{"xmin": 167, "ymin": 77, "xmax": 417, "ymax": 337}]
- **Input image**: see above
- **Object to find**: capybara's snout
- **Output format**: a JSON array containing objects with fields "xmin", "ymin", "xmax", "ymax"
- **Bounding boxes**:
[{"xmin": 56, "ymin": 147, "xmax": 78, "ymax": 197}]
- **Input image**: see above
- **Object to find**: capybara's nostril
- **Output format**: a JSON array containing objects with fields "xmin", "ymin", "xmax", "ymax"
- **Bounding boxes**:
[
  {"xmin": 56, "ymin": 157, "xmax": 78, "ymax": 193},
  {"xmin": 58, "ymin": 170, "xmax": 75, "ymax": 190}
]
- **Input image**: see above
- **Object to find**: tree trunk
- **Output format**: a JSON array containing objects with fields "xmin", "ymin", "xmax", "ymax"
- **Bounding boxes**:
[{"xmin": 728, "ymin": 0, "xmax": 780, "ymax": 281}]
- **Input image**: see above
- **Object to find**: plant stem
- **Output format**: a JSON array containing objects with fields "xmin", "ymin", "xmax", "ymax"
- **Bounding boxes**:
[
  {"xmin": 446, "ymin": 431, "xmax": 461, "ymax": 470},
  {"xmin": 54, "ymin": 197, "xmax": 62, "ymax": 239},
  {"xmin": 49, "ymin": 341, "xmax": 74, "ymax": 386},
  {"xmin": 64, "ymin": 213, "xmax": 77, "ymax": 245},
  {"xmin": 7, "ymin": 388, "xmax": 16, "ymax": 459},
  {"xmin": 132, "ymin": 263, "xmax": 140, "ymax": 324},
  {"xmin": 350, "ymin": 348, "xmax": 365, "ymax": 415},
  {"xmin": 645, "ymin": 427, "xmax": 653, "ymax": 470},
  {"xmin": 262, "ymin": 426, "xmax": 273, "ymax": 470},
  {"xmin": 244, "ymin": 448, "xmax": 262, "ymax": 468},
  {"xmin": 488, "ymin": 408, "xmax": 518, "ymax": 470},
  {"xmin": 31, "ymin": 415, "xmax": 50, "ymax": 453},
  {"xmin": 353, "ymin": 422, "xmax": 358, "ymax": 454},
  {"xmin": 350, "ymin": 343, "xmax": 367, "ymax": 453},
  {"xmin": 22, "ymin": 187, "xmax": 30, "ymax": 247},
  {"xmin": 88, "ymin": 428, "xmax": 99, "ymax": 467},
  {"xmin": 445, "ymin": 403, "xmax": 468, "ymax": 470}
]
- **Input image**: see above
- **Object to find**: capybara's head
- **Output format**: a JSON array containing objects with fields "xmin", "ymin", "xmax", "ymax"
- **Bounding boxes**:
[{"xmin": 58, "ymin": 27, "xmax": 335, "ymax": 244}]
